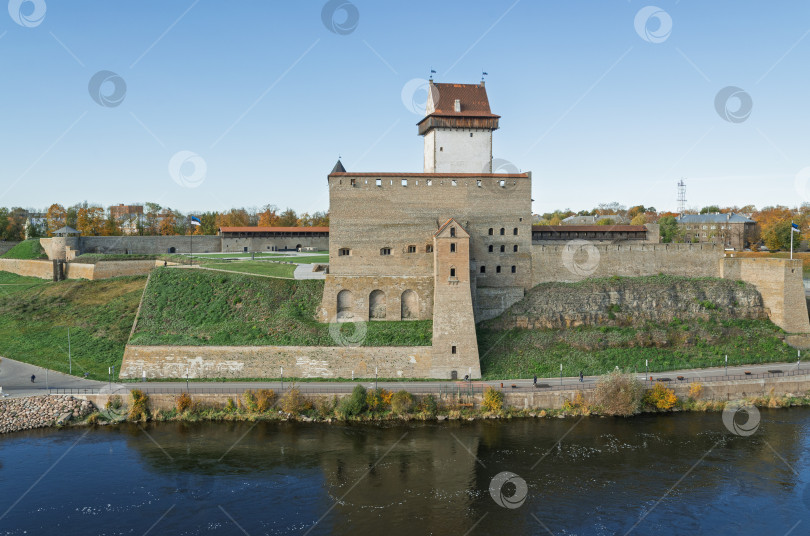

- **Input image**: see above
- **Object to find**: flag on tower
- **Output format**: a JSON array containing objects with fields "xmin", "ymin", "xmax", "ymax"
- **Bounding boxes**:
[
  {"xmin": 191, "ymin": 216, "xmax": 201, "ymax": 227},
  {"xmin": 792, "ymin": 222, "xmax": 800, "ymax": 233}
]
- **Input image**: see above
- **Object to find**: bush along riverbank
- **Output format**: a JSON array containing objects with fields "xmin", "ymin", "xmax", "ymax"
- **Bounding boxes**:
[{"xmin": 80, "ymin": 379, "xmax": 810, "ymax": 427}]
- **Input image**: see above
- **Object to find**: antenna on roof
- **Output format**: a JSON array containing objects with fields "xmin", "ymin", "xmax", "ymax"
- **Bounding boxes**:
[
  {"xmin": 429, "ymin": 69, "xmax": 436, "ymax": 81},
  {"xmin": 482, "ymin": 71, "xmax": 488, "ymax": 81},
  {"xmin": 677, "ymin": 178, "xmax": 687, "ymax": 215}
]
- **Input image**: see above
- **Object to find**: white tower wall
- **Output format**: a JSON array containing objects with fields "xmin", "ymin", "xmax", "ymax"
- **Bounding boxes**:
[{"xmin": 424, "ymin": 128, "xmax": 492, "ymax": 173}]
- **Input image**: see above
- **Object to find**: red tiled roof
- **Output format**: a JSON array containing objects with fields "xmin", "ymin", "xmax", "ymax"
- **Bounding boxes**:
[
  {"xmin": 219, "ymin": 227, "xmax": 329, "ymax": 233},
  {"xmin": 425, "ymin": 83, "xmax": 499, "ymax": 118},
  {"xmin": 328, "ymin": 172, "xmax": 528, "ymax": 178},
  {"xmin": 532, "ymin": 225, "xmax": 646, "ymax": 232}
]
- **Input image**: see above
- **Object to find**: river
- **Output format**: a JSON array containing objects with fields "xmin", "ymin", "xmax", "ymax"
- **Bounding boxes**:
[{"xmin": 1, "ymin": 409, "xmax": 809, "ymax": 535}]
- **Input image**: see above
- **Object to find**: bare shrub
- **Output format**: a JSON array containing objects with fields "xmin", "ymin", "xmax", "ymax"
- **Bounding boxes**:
[{"xmin": 592, "ymin": 371, "xmax": 643, "ymax": 416}]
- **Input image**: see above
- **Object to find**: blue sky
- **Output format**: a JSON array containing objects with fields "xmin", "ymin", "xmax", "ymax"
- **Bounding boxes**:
[{"xmin": 1, "ymin": 0, "xmax": 809, "ymax": 215}]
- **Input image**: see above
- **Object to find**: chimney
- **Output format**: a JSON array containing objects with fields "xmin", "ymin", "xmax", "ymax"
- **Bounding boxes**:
[
  {"xmin": 454, "ymin": 99, "xmax": 460, "ymax": 112},
  {"xmin": 480, "ymin": 80, "xmax": 485, "ymax": 87}
]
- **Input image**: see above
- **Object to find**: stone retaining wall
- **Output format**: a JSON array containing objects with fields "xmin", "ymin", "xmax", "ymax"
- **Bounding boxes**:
[
  {"xmin": 0, "ymin": 258, "xmax": 156, "ymax": 280},
  {"xmin": 120, "ymin": 345, "xmax": 444, "ymax": 379},
  {"xmin": 0, "ymin": 395, "xmax": 95, "ymax": 434}
]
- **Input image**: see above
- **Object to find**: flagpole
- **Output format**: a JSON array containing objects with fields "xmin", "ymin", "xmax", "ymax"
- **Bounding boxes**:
[{"xmin": 791, "ymin": 221, "xmax": 794, "ymax": 260}]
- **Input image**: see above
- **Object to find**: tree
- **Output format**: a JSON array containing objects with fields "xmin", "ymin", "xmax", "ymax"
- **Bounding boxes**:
[
  {"xmin": 76, "ymin": 206, "xmax": 105, "ymax": 236},
  {"xmin": 763, "ymin": 220, "xmax": 792, "ymax": 251},
  {"xmin": 279, "ymin": 208, "xmax": 298, "ymax": 227},
  {"xmin": 144, "ymin": 203, "xmax": 162, "ymax": 235},
  {"xmin": 700, "ymin": 205, "xmax": 721, "ymax": 214},
  {"xmin": 46, "ymin": 204, "xmax": 67, "ymax": 236},
  {"xmin": 658, "ymin": 215, "xmax": 680, "ymax": 243},
  {"xmin": 596, "ymin": 218, "xmax": 615, "ymax": 226},
  {"xmin": 158, "ymin": 211, "xmax": 178, "ymax": 236},
  {"xmin": 102, "ymin": 210, "xmax": 121, "ymax": 236},
  {"xmin": 630, "ymin": 213, "xmax": 647, "ymax": 225},
  {"xmin": 258, "ymin": 205, "xmax": 280, "ymax": 227}
]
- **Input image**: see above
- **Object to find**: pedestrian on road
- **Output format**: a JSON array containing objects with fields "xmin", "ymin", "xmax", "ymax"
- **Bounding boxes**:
[
  {"xmin": 533, "ymin": 374, "xmax": 537, "ymax": 386},
  {"xmin": 30, "ymin": 374, "xmax": 35, "ymax": 383},
  {"xmin": 579, "ymin": 371, "xmax": 583, "ymax": 382}
]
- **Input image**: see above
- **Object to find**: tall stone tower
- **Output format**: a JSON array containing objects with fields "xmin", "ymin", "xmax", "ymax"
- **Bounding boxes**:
[{"xmin": 418, "ymin": 81, "xmax": 500, "ymax": 173}]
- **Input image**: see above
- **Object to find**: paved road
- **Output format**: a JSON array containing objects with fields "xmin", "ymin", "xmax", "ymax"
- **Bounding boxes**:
[{"xmin": 2, "ymin": 356, "xmax": 807, "ymax": 398}]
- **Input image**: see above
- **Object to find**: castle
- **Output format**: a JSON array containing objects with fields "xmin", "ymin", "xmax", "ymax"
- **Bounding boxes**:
[
  {"xmin": 22, "ymin": 80, "xmax": 809, "ymax": 380},
  {"xmin": 318, "ymin": 80, "xmax": 810, "ymax": 379}
]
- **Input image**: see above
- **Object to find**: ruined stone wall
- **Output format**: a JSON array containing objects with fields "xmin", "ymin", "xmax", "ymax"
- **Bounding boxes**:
[
  {"xmin": 119, "ymin": 345, "xmax": 439, "ymax": 379},
  {"xmin": 720, "ymin": 257, "xmax": 810, "ymax": 333},
  {"xmin": 531, "ymin": 242, "xmax": 723, "ymax": 285}
]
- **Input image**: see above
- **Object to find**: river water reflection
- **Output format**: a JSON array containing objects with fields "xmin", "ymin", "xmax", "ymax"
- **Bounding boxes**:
[{"xmin": 1, "ymin": 409, "xmax": 810, "ymax": 535}]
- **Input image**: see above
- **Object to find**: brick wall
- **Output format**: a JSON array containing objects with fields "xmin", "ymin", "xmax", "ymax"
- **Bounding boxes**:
[{"xmin": 318, "ymin": 274, "xmax": 434, "ymax": 322}]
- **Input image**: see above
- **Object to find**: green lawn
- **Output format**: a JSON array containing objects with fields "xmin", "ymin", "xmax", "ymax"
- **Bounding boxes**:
[
  {"xmin": 131, "ymin": 268, "xmax": 432, "ymax": 346},
  {"xmin": 0, "ymin": 273, "xmax": 147, "ymax": 380},
  {"xmin": 198, "ymin": 260, "xmax": 297, "ymax": 278},
  {"xmin": 1, "ymin": 239, "xmax": 47, "ymax": 259},
  {"xmin": 478, "ymin": 318, "xmax": 795, "ymax": 379}
]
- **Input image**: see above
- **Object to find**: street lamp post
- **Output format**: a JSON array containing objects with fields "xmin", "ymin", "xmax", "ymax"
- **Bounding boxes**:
[
  {"xmin": 560, "ymin": 363, "xmax": 563, "ymax": 386},
  {"xmin": 645, "ymin": 359, "xmax": 648, "ymax": 383},
  {"xmin": 375, "ymin": 367, "xmax": 378, "ymax": 391},
  {"xmin": 281, "ymin": 366, "xmax": 283, "ymax": 391},
  {"xmin": 68, "ymin": 327, "xmax": 71, "ymax": 375},
  {"xmin": 725, "ymin": 355, "xmax": 728, "ymax": 376}
]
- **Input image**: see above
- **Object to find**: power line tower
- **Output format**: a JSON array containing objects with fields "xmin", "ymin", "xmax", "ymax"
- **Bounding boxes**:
[{"xmin": 677, "ymin": 179, "xmax": 687, "ymax": 214}]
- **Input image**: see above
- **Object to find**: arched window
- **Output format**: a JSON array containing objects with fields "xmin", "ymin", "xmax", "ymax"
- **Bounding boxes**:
[
  {"xmin": 496, "ymin": 266, "xmax": 501, "ymax": 273},
  {"xmin": 500, "ymin": 228, "xmax": 505, "ymax": 235},
  {"xmin": 369, "ymin": 290, "xmax": 386, "ymax": 320},
  {"xmin": 513, "ymin": 245, "xmax": 518, "ymax": 252},
  {"xmin": 488, "ymin": 228, "xmax": 493, "ymax": 235}
]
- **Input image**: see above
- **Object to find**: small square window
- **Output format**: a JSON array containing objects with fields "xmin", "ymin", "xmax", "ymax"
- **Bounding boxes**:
[
  {"xmin": 488, "ymin": 228, "xmax": 493, "ymax": 235},
  {"xmin": 338, "ymin": 248, "xmax": 351, "ymax": 256},
  {"xmin": 439, "ymin": 147, "xmax": 443, "ymax": 152},
  {"xmin": 469, "ymin": 132, "xmax": 473, "ymax": 137},
  {"xmin": 496, "ymin": 266, "xmax": 501, "ymax": 273},
  {"xmin": 450, "ymin": 227, "xmax": 455, "ymax": 237},
  {"xmin": 380, "ymin": 247, "xmax": 391, "ymax": 255},
  {"xmin": 499, "ymin": 180, "xmax": 505, "ymax": 188},
  {"xmin": 488, "ymin": 245, "xmax": 493, "ymax": 253},
  {"xmin": 350, "ymin": 178, "xmax": 356, "ymax": 187},
  {"xmin": 450, "ymin": 268, "xmax": 456, "ymax": 277},
  {"xmin": 511, "ymin": 265, "xmax": 516, "ymax": 273},
  {"xmin": 426, "ymin": 245, "xmax": 433, "ymax": 253},
  {"xmin": 402, "ymin": 179, "xmax": 408, "ymax": 187},
  {"xmin": 480, "ymin": 266, "xmax": 486, "ymax": 274},
  {"xmin": 407, "ymin": 245, "xmax": 416, "ymax": 253},
  {"xmin": 451, "ymin": 345, "xmax": 457, "ymax": 354},
  {"xmin": 513, "ymin": 245, "xmax": 518, "ymax": 252},
  {"xmin": 500, "ymin": 228, "xmax": 505, "ymax": 236},
  {"xmin": 450, "ymin": 243, "xmax": 456, "ymax": 253},
  {"xmin": 451, "ymin": 180, "xmax": 457, "ymax": 186},
  {"xmin": 427, "ymin": 179, "xmax": 432, "ymax": 186},
  {"xmin": 477, "ymin": 180, "xmax": 482, "ymax": 187},
  {"xmin": 500, "ymin": 245, "xmax": 505, "ymax": 253},
  {"xmin": 376, "ymin": 179, "xmax": 382, "ymax": 187},
  {"xmin": 513, "ymin": 228, "xmax": 518, "ymax": 235}
]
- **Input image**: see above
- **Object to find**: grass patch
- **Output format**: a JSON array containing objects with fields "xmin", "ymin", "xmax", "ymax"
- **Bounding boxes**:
[
  {"xmin": 130, "ymin": 268, "xmax": 431, "ymax": 346},
  {"xmin": 1, "ymin": 239, "xmax": 46, "ymax": 259},
  {"xmin": 197, "ymin": 260, "xmax": 297, "ymax": 278},
  {"xmin": 0, "ymin": 273, "xmax": 147, "ymax": 380},
  {"xmin": 478, "ymin": 317, "xmax": 794, "ymax": 379}
]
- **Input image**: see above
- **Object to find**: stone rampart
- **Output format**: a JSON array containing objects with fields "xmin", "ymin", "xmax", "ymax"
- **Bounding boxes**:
[
  {"xmin": 79, "ymin": 235, "xmax": 221, "ymax": 255},
  {"xmin": 720, "ymin": 257, "xmax": 810, "ymax": 334},
  {"xmin": 0, "ymin": 241, "xmax": 20, "ymax": 255},
  {"xmin": 531, "ymin": 243, "xmax": 723, "ymax": 285},
  {"xmin": 0, "ymin": 258, "xmax": 156, "ymax": 280},
  {"xmin": 0, "ymin": 259, "xmax": 54, "ymax": 279},
  {"xmin": 120, "ymin": 345, "xmax": 455, "ymax": 379}
]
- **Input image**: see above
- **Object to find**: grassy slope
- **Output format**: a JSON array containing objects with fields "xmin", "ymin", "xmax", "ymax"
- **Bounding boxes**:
[
  {"xmin": 0, "ymin": 273, "xmax": 146, "ymax": 380},
  {"xmin": 1, "ymin": 239, "xmax": 47, "ymax": 259},
  {"xmin": 130, "ymin": 268, "xmax": 431, "ymax": 346},
  {"xmin": 478, "ymin": 276, "xmax": 796, "ymax": 379},
  {"xmin": 197, "ymin": 260, "xmax": 297, "ymax": 278}
]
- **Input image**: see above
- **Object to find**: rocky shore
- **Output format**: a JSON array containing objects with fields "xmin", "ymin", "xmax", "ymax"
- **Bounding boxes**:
[{"xmin": 0, "ymin": 395, "xmax": 95, "ymax": 434}]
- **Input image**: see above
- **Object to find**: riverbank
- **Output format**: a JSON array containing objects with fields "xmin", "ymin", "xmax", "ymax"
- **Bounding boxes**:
[{"xmin": 4, "ymin": 372, "xmax": 810, "ymax": 434}]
